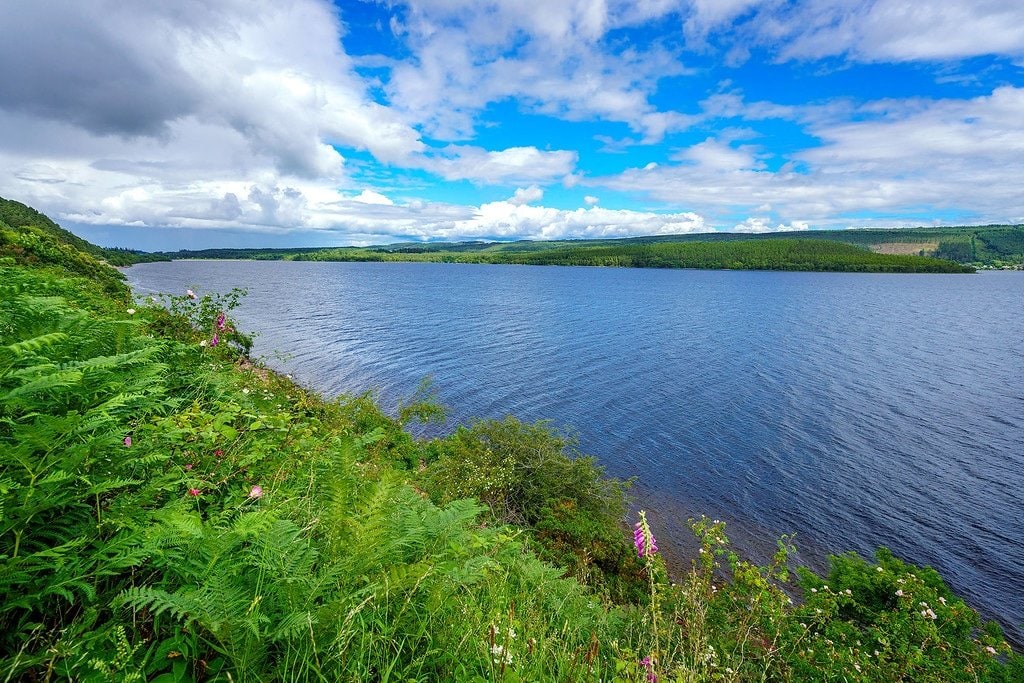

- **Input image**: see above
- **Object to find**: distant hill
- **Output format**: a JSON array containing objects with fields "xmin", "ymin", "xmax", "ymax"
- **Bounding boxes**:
[
  {"xmin": 156, "ymin": 225, "xmax": 1022, "ymax": 271},
  {"xmin": 0, "ymin": 194, "xmax": 165, "ymax": 266},
  {"xmin": 0, "ymin": 197, "xmax": 135, "ymax": 297}
]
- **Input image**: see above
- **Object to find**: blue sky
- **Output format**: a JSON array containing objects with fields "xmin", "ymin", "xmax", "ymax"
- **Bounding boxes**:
[{"xmin": 0, "ymin": 1, "xmax": 1022, "ymax": 250}]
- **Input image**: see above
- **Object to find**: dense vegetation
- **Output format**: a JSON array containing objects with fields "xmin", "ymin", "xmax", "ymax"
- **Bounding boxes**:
[
  {"xmin": 0, "ymin": 197, "xmax": 167, "ymax": 270},
  {"xmin": 284, "ymin": 239, "xmax": 972, "ymax": 273},
  {"xmin": 2, "ymin": 199, "xmax": 1022, "ymax": 680},
  {"xmin": 155, "ymin": 226, "xmax": 1024, "ymax": 271}
]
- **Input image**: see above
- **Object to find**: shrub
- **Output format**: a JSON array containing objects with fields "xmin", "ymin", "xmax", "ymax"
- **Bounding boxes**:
[{"xmin": 423, "ymin": 417, "xmax": 645, "ymax": 601}]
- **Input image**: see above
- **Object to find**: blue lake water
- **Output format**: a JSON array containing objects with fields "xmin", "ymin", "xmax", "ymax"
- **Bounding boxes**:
[{"xmin": 125, "ymin": 260, "xmax": 1024, "ymax": 641}]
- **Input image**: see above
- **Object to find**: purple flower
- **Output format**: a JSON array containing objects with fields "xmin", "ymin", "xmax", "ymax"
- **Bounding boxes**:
[
  {"xmin": 210, "ymin": 333, "xmax": 219, "ymax": 347},
  {"xmin": 188, "ymin": 488, "xmax": 201, "ymax": 497},
  {"xmin": 641, "ymin": 656, "xmax": 657, "ymax": 682},
  {"xmin": 123, "ymin": 435, "xmax": 132, "ymax": 447},
  {"xmin": 248, "ymin": 485, "xmax": 264, "ymax": 499},
  {"xmin": 216, "ymin": 312, "xmax": 226, "ymax": 330},
  {"xmin": 633, "ymin": 511, "xmax": 659, "ymax": 558}
]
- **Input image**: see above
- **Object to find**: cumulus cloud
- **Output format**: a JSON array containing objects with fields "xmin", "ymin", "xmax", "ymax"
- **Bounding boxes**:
[
  {"xmin": 508, "ymin": 186, "xmax": 544, "ymax": 206},
  {"xmin": 600, "ymin": 86, "xmax": 1024, "ymax": 227},
  {"xmin": 352, "ymin": 190, "xmax": 395, "ymax": 205},
  {"xmin": 0, "ymin": 0, "xmax": 423, "ymax": 179},
  {"xmin": 733, "ymin": 217, "xmax": 810, "ymax": 233},
  {"xmin": 584, "ymin": 195, "xmax": 600, "ymax": 205},
  {"xmin": 384, "ymin": 0, "xmax": 694, "ymax": 141},
  {"xmin": 448, "ymin": 201, "xmax": 706, "ymax": 241}
]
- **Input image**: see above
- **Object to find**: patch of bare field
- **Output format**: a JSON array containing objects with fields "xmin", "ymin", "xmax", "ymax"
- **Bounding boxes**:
[{"xmin": 870, "ymin": 241, "xmax": 939, "ymax": 255}]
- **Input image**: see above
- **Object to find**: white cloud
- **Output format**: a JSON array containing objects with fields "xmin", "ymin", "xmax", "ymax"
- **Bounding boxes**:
[
  {"xmin": 448, "ymin": 201, "xmax": 706, "ymax": 241},
  {"xmin": 509, "ymin": 186, "xmax": 544, "ymax": 206},
  {"xmin": 352, "ymin": 190, "xmax": 394, "ymax": 205},
  {"xmin": 422, "ymin": 146, "xmax": 578, "ymax": 184},
  {"xmin": 584, "ymin": 195, "xmax": 600, "ymax": 205},
  {"xmin": 673, "ymin": 138, "xmax": 764, "ymax": 171},
  {"xmin": 383, "ymin": 0, "xmax": 694, "ymax": 141},
  {"xmin": 8, "ymin": 2, "xmax": 429, "ymax": 176},
  {"xmin": 599, "ymin": 86, "xmax": 1024, "ymax": 227},
  {"xmin": 733, "ymin": 217, "xmax": 810, "ymax": 233},
  {"xmin": 688, "ymin": 0, "xmax": 1024, "ymax": 63}
]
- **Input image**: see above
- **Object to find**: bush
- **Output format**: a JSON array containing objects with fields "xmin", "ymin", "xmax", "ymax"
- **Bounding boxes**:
[{"xmin": 423, "ymin": 417, "xmax": 645, "ymax": 601}]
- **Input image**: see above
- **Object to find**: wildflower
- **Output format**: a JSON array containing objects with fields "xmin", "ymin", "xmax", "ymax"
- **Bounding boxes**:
[
  {"xmin": 210, "ymin": 333, "xmax": 219, "ymax": 347},
  {"xmin": 126, "ymin": 308, "xmax": 136, "ymax": 315},
  {"xmin": 640, "ymin": 656, "xmax": 657, "ymax": 683},
  {"xmin": 216, "ymin": 312, "xmax": 226, "ymax": 330},
  {"xmin": 199, "ymin": 340, "xmax": 207, "ymax": 347},
  {"xmin": 123, "ymin": 435, "xmax": 132, "ymax": 447},
  {"xmin": 876, "ymin": 566, "xmax": 884, "ymax": 572},
  {"xmin": 186, "ymin": 289, "xmax": 196, "ymax": 299},
  {"xmin": 938, "ymin": 596, "xmax": 947, "ymax": 605},
  {"xmin": 248, "ymin": 485, "xmax": 264, "ymax": 499},
  {"xmin": 188, "ymin": 488, "xmax": 201, "ymax": 497},
  {"xmin": 985, "ymin": 646, "xmax": 998, "ymax": 655},
  {"xmin": 242, "ymin": 388, "xmax": 250, "ymax": 394},
  {"xmin": 490, "ymin": 643, "xmax": 512, "ymax": 666},
  {"xmin": 184, "ymin": 463, "xmax": 193, "ymax": 471},
  {"xmin": 214, "ymin": 449, "xmax": 224, "ymax": 457},
  {"xmin": 633, "ymin": 510, "xmax": 659, "ymax": 558},
  {"xmin": 895, "ymin": 589, "xmax": 904, "ymax": 597}
]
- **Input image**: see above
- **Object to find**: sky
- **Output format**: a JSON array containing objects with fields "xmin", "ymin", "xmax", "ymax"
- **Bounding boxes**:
[{"xmin": 0, "ymin": 1, "xmax": 1022, "ymax": 251}]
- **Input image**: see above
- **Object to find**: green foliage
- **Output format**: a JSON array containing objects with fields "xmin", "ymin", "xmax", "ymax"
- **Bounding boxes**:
[
  {"xmin": 423, "ymin": 417, "xmax": 645, "ymax": 601},
  {"xmin": 144, "ymin": 287, "xmax": 254, "ymax": 357},
  {"xmin": 634, "ymin": 519, "xmax": 1022, "ymax": 682}
]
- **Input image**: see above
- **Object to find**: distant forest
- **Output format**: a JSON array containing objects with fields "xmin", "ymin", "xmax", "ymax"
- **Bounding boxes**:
[{"xmin": 152, "ymin": 224, "xmax": 1023, "ymax": 272}]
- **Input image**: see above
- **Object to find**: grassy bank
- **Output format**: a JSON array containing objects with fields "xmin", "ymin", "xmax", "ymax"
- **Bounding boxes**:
[{"xmin": 1, "ymin": 200, "xmax": 1021, "ymax": 681}]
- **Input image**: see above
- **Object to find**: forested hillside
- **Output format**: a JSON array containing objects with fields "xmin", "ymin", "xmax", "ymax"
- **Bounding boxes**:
[
  {"xmin": 289, "ymin": 238, "xmax": 973, "ymax": 272},
  {"xmin": 0, "ymin": 197, "xmax": 166, "ymax": 269},
  {"xmin": 156, "ymin": 225, "xmax": 1024, "ymax": 271}
]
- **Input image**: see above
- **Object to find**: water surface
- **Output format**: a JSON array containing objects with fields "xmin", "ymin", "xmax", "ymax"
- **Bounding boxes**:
[{"xmin": 126, "ymin": 261, "xmax": 1024, "ymax": 641}]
